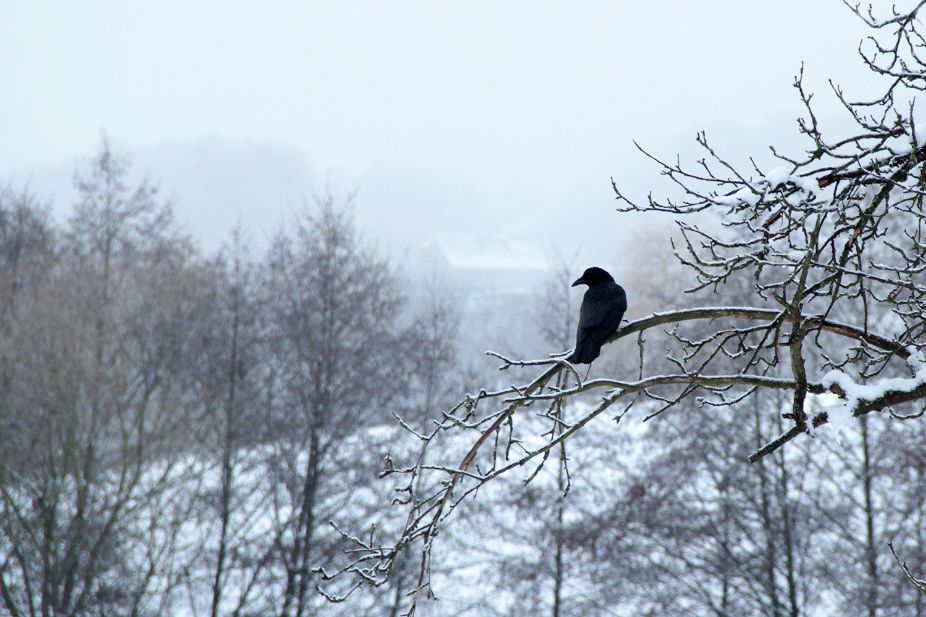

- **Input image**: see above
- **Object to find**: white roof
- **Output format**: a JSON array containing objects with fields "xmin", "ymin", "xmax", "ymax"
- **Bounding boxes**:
[{"xmin": 423, "ymin": 234, "xmax": 548, "ymax": 271}]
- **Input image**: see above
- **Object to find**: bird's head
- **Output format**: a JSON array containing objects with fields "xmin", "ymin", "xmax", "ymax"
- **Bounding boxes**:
[{"xmin": 572, "ymin": 266, "xmax": 615, "ymax": 288}]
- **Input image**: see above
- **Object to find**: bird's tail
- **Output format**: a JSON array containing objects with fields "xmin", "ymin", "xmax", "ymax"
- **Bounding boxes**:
[{"xmin": 567, "ymin": 334, "xmax": 603, "ymax": 365}]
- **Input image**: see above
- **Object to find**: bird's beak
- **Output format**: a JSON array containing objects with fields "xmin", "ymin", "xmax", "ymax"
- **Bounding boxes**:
[{"xmin": 571, "ymin": 277, "xmax": 585, "ymax": 287}]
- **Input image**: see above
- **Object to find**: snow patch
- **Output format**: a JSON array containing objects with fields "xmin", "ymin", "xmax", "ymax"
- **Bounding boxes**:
[
  {"xmin": 714, "ymin": 186, "xmax": 761, "ymax": 206},
  {"xmin": 915, "ymin": 122, "xmax": 926, "ymax": 148},
  {"xmin": 820, "ymin": 348, "xmax": 926, "ymax": 419},
  {"xmin": 764, "ymin": 167, "xmax": 816, "ymax": 194},
  {"xmin": 818, "ymin": 392, "xmax": 855, "ymax": 430},
  {"xmin": 765, "ymin": 167, "xmax": 791, "ymax": 187},
  {"xmin": 713, "ymin": 168, "xmax": 819, "ymax": 207}
]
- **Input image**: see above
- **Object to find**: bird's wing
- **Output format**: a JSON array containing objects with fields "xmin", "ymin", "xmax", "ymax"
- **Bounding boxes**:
[{"xmin": 577, "ymin": 289, "xmax": 625, "ymax": 334}]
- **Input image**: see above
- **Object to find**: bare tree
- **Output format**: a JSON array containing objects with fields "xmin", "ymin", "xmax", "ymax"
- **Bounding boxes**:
[
  {"xmin": 168, "ymin": 229, "xmax": 279, "ymax": 617},
  {"xmin": 319, "ymin": 3, "xmax": 926, "ymax": 614},
  {"xmin": 0, "ymin": 142, "xmax": 198, "ymax": 616},
  {"xmin": 262, "ymin": 194, "xmax": 411, "ymax": 617},
  {"xmin": 0, "ymin": 184, "xmax": 56, "ymax": 474}
]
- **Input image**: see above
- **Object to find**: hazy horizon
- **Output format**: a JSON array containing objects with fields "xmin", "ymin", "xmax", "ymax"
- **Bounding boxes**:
[{"xmin": 2, "ymin": 1, "xmax": 878, "ymax": 269}]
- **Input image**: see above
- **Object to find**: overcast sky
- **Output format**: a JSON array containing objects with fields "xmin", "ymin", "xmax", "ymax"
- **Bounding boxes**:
[{"xmin": 1, "ymin": 1, "xmax": 879, "ymax": 268}]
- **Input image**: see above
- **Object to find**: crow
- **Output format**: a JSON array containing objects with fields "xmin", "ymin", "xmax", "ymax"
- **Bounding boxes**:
[{"xmin": 567, "ymin": 266, "xmax": 627, "ymax": 365}]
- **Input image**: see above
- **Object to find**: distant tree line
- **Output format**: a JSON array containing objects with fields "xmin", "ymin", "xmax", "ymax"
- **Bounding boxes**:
[{"xmin": 0, "ymin": 142, "xmax": 462, "ymax": 617}]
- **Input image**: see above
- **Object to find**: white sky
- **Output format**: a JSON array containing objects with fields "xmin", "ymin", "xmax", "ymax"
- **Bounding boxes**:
[{"xmin": 1, "ymin": 1, "xmax": 878, "ymax": 266}]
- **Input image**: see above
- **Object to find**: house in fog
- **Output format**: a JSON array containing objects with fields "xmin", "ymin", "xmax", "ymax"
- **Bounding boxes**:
[
  {"xmin": 413, "ymin": 233, "xmax": 549, "ymax": 293},
  {"xmin": 410, "ymin": 233, "xmax": 551, "ymax": 362}
]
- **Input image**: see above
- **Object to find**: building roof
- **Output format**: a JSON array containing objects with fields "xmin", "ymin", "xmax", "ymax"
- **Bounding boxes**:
[{"xmin": 422, "ymin": 233, "xmax": 548, "ymax": 272}]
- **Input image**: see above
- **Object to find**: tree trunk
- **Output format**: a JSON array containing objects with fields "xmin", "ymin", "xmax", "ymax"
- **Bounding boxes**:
[
  {"xmin": 755, "ymin": 404, "xmax": 783, "ymax": 617},
  {"xmin": 860, "ymin": 416, "xmax": 879, "ymax": 617},
  {"xmin": 212, "ymin": 299, "xmax": 240, "ymax": 617},
  {"xmin": 775, "ymin": 413, "xmax": 800, "ymax": 617}
]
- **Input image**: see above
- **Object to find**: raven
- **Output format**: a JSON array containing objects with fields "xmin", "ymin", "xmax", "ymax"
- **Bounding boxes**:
[{"xmin": 567, "ymin": 266, "xmax": 627, "ymax": 365}]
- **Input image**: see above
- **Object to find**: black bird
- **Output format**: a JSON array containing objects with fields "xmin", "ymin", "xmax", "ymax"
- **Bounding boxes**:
[{"xmin": 567, "ymin": 267, "xmax": 627, "ymax": 365}]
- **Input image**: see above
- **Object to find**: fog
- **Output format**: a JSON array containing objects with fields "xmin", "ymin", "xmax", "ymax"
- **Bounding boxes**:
[{"xmin": 3, "ymin": 1, "xmax": 873, "ymax": 264}]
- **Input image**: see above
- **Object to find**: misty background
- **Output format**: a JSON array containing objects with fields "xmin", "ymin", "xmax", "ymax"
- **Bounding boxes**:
[{"xmin": 2, "ymin": 1, "xmax": 873, "ymax": 262}]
